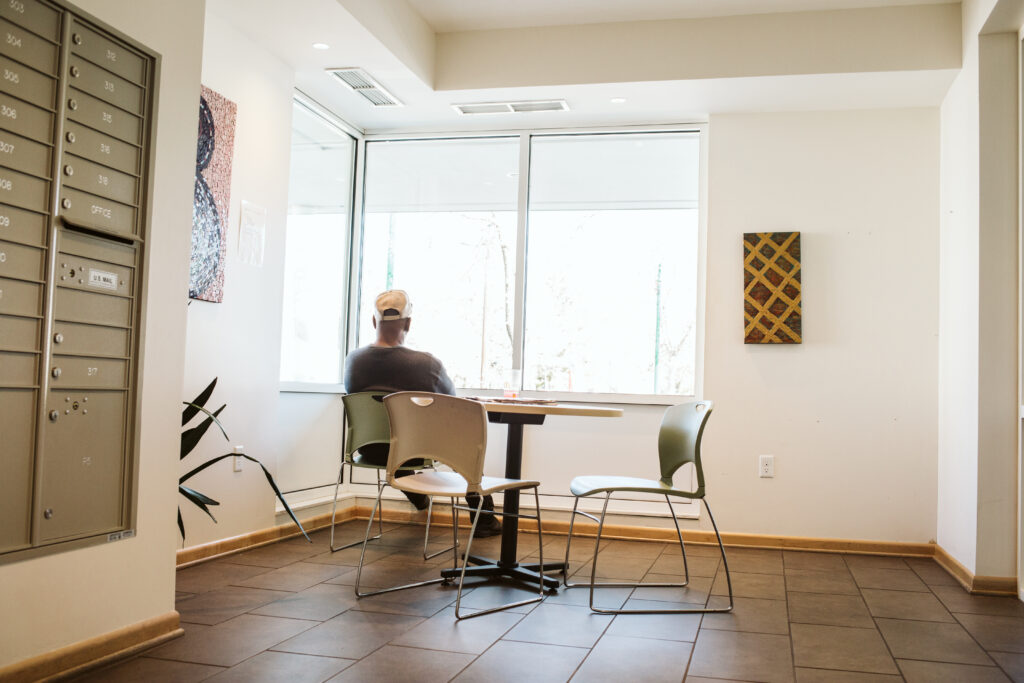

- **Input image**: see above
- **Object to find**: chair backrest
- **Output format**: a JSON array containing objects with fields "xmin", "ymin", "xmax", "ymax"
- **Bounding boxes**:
[
  {"xmin": 658, "ymin": 400, "xmax": 714, "ymax": 496},
  {"xmin": 342, "ymin": 392, "xmax": 391, "ymax": 461},
  {"xmin": 383, "ymin": 392, "xmax": 488, "ymax": 492}
]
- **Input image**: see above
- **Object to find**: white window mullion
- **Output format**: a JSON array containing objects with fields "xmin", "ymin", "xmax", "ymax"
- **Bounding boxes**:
[{"xmin": 512, "ymin": 132, "xmax": 531, "ymax": 373}]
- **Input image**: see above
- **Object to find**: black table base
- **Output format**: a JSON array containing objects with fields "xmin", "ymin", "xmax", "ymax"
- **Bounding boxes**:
[{"xmin": 439, "ymin": 410, "xmax": 563, "ymax": 591}]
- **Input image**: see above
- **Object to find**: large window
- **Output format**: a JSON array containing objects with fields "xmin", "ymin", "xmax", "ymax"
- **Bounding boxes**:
[
  {"xmin": 355, "ymin": 129, "xmax": 702, "ymax": 398},
  {"xmin": 279, "ymin": 99, "xmax": 356, "ymax": 385}
]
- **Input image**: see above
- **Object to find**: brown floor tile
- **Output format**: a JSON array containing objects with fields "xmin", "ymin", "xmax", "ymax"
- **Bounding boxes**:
[
  {"xmin": 452, "ymin": 640, "xmax": 588, "ymax": 683},
  {"xmin": 325, "ymin": 644, "xmax": 473, "ymax": 683},
  {"xmin": 175, "ymin": 562, "xmax": 273, "ymax": 594},
  {"xmin": 603, "ymin": 599, "xmax": 702, "ymax": 641},
  {"xmin": 74, "ymin": 656, "xmax": 224, "ymax": 682},
  {"xmin": 390, "ymin": 606, "xmax": 523, "ymax": 654},
  {"xmin": 875, "ymin": 617, "xmax": 993, "ymax": 665},
  {"xmin": 843, "ymin": 555, "xmax": 909, "ymax": 571},
  {"xmin": 904, "ymin": 558, "xmax": 959, "ymax": 587},
  {"xmin": 221, "ymin": 543, "xmax": 323, "ymax": 569},
  {"xmin": 687, "ymin": 629, "xmax": 794, "ymax": 683},
  {"xmin": 784, "ymin": 569, "xmax": 860, "ymax": 595},
  {"xmin": 686, "ymin": 678, "xmax": 748, "ymax": 683},
  {"xmin": 791, "ymin": 623, "xmax": 898, "ymax": 675},
  {"xmin": 543, "ymin": 534, "xmax": 609, "ymax": 562},
  {"xmin": 632, "ymin": 574, "xmax": 712, "ymax": 604},
  {"xmin": 861, "ymin": 588, "xmax": 955, "ymax": 622},
  {"xmin": 783, "ymin": 551, "xmax": 848, "ymax": 573},
  {"xmin": 701, "ymin": 596, "xmax": 789, "ymax": 634},
  {"xmin": 149, "ymin": 615, "xmax": 316, "ymax": 667},
  {"xmin": 305, "ymin": 545, "xmax": 399, "ymax": 567},
  {"xmin": 545, "ymin": 582, "xmax": 633, "ymax": 610},
  {"xmin": 674, "ymin": 543, "xmax": 727, "ymax": 558},
  {"xmin": 711, "ymin": 570, "xmax": 786, "ymax": 600},
  {"xmin": 350, "ymin": 581, "xmax": 462, "ymax": 617},
  {"xmin": 271, "ymin": 610, "xmax": 423, "ymax": 659},
  {"xmin": 343, "ymin": 559, "xmax": 444, "ymax": 589},
  {"xmin": 794, "ymin": 669, "xmax": 901, "ymax": 682},
  {"xmin": 504, "ymin": 603, "xmax": 613, "ymax": 648},
  {"xmin": 649, "ymin": 553, "xmax": 720, "ymax": 577},
  {"xmin": 249, "ymin": 583, "xmax": 359, "ymax": 621},
  {"xmin": 849, "ymin": 567, "xmax": 928, "ymax": 592},
  {"xmin": 897, "ymin": 659, "xmax": 1011, "ymax": 682},
  {"xmin": 991, "ymin": 651, "xmax": 1024, "ymax": 682},
  {"xmin": 931, "ymin": 586, "xmax": 1024, "ymax": 617},
  {"xmin": 206, "ymin": 650, "xmax": 352, "ymax": 682},
  {"xmin": 233, "ymin": 562, "xmax": 351, "ymax": 592},
  {"xmin": 787, "ymin": 592, "xmax": 874, "ymax": 628},
  {"xmin": 454, "ymin": 582, "xmax": 541, "ymax": 615},
  {"xmin": 955, "ymin": 613, "xmax": 1024, "ymax": 653},
  {"xmin": 600, "ymin": 540, "xmax": 667, "ymax": 558},
  {"xmin": 177, "ymin": 586, "xmax": 292, "ymax": 625},
  {"xmin": 569, "ymin": 553, "xmax": 655, "ymax": 581},
  {"xmin": 721, "ymin": 548, "xmax": 784, "ymax": 575},
  {"xmin": 573, "ymin": 634, "xmax": 692, "ymax": 682}
]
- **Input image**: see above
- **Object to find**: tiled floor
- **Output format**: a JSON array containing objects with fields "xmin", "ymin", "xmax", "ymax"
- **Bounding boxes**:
[{"xmin": 77, "ymin": 521, "xmax": 1024, "ymax": 682}]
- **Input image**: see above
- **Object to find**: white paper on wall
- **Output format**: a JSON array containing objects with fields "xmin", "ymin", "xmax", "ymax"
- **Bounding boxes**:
[{"xmin": 238, "ymin": 200, "xmax": 267, "ymax": 267}]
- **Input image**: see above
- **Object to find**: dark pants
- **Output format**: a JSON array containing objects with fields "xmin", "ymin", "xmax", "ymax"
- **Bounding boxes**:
[{"xmin": 356, "ymin": 445, "xmax": 496, "ymax": 522}]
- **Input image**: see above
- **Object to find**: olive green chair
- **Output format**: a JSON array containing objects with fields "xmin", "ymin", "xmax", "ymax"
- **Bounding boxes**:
[
  {"xmin": 563, "ymin": 400, "xmax": 733, "ymax": 614},
  {"xmin": 354, "ymin": 392, "xmax": 546, "ymax": 620},
  {"xmin": 328, "ymin": 391, "xmax": 451, "ymax": 559}
]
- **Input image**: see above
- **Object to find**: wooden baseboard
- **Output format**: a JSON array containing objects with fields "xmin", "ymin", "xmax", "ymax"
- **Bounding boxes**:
[
  {"xmin": 175, "ymin": 503, "xmax": 1019, "ymax": 597},
  {"xmin": 0, "ymin": 612, "xmax": 181, "ymax": 683},
  {"xmin": 931, "ymin": 544, "xmax": 1018, "ymax": 596},
  {"xmin": 176, "ymin": 508, "xmax": 354, "ymax": 567}
]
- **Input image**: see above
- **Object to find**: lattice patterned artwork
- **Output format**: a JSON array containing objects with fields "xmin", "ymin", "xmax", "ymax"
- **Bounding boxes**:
[{"xmin": 743, "ymin": 232, "xmax": 802, "ymax": 344}]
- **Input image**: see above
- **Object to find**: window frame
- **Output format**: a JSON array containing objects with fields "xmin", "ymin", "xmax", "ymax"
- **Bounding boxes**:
[{"xmin": 283, "ymin": 120, "xmax": 708, "ymax": 404}]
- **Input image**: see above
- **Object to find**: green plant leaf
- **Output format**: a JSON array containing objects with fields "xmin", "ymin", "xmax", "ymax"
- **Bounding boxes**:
[
  {"xmin": 181, "ymin": 404, "xmax": 227, "ymax": 459},
  {"xmin": 178, "ymin": 508, "xmax": 185, "ymax": 541},
  {"xmin": 179, "ymin": 485, "xmax": 219, "ymax": 523},
  {"xmin": 180, "ymin": 452, "xmax": 310, "ymax": 542},
  {"xmin": 182, "ymin": 377, "xmax": 218, "ymax": 426}
]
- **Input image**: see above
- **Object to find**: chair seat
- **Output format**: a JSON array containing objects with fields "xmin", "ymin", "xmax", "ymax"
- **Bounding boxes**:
[
  {"xmin": 570, "ymin": 475, "xmax": 699, "ymax": 499},
  {"xmin": 394, "ymin": 470, "xmax": 540, "ymax": 497}
]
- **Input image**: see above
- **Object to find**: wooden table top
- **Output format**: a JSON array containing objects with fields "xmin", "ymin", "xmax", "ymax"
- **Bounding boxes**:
[{"xmin": 476, "ymin": 401, "xmax": 623, "ymax": 418}]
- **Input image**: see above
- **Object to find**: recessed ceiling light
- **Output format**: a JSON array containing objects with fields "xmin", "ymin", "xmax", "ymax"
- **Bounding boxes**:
[
  {"xmin": 610, "ymin": 97, "xmax": 627, "ymax": 104},
  {"xmin": 312, "ymin": 42, "xmax": 330, "ymax": 50}
]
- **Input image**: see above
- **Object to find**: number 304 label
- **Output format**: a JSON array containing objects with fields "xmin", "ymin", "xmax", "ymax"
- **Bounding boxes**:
[{"xmin": 88, "ymin": 268, "xmax": 117, "ymax": 290}]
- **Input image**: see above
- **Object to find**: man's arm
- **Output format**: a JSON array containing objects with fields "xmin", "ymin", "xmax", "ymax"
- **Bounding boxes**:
[{"xmin": 433, "ymin": 359, "xmax": 456, "ymax": 396}]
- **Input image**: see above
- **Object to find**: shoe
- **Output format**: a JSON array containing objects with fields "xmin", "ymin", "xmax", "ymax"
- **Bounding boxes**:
[
  {"xmin": 474, "ymin": 516, "xmax": 502, "ymax": 537},
  {"xmin": 405, "ymin": 492, "xmax": 430, "ymax": 511}
]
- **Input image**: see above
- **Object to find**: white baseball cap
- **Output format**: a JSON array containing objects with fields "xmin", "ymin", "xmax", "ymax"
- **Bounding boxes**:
[{"xmin": 374, "ymin": 289, "xmax": 412, "ymax": 321}]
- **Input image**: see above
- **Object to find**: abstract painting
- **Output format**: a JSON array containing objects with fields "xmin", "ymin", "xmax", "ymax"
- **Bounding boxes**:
[
  {"xmin": 743, "ymin": 231, "xmax": 802, "ymax": 343},
  {"xmin": 190, "ymin": 85, "xmax": 236, "ymax": 302}
]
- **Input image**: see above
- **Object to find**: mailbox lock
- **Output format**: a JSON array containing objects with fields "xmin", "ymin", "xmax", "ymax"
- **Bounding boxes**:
[
  {"xmin": 54, "ymin": 333, "xmax": 63, "ymax": 344},
  {"xmin": 43, "ymin": 508, "xmax": 53, "ymax": 520},
  {"xmin": 70, "ymin": 65, "xmax": 80, "ymax": 77},
  {"xmin": 48, "ymin": 410, "xmax": 58, "ymax": 422},
  {"xmin": 64, "ymin": 165, "xmax": 73, "ymax": 176},
  {"xmin": 68, "ymin": 98, "xmax": 77, "ymax": 111},
  {"xmin": 66, "ymin": 132, "xmax": 75, "ymax": 143},
  {"xmin": 72, "ymin": 33, "xmax": 82, "ymax": 45},
  {"xmin": 61, "ymin": 198, "xmax": 71, "ymax": 209},
  {"xmin": 51, "ymin": 367, "xmax": 61, "ymax": 379}
]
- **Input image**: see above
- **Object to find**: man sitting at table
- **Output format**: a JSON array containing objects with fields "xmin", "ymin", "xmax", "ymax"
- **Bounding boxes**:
[{"xmin": 344, "ymin": 289, "xmax": 502, "ymax": 536}]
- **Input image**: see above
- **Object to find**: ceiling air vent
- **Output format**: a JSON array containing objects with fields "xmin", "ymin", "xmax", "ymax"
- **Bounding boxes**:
[
  {"xmin": 327, "ymin": 68, "xmax": 402, "ymax": 107},
  {"xmin": 453, "ymin": 99, "xmax": 569, "ymax": 115}
]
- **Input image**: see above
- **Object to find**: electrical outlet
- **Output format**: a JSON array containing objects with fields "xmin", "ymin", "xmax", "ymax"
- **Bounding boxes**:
[
  {"xmin": 759, "ymin": 454, "xmax": 775, "ymax": 478},
  {"xmin": 233, "ymin": 445, "xmax": 244, "ymax": 472}
]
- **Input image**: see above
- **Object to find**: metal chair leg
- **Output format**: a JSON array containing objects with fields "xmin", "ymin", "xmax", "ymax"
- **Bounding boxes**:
[
  {"xmin": 330, "ymin": 464, "xmax": 384, "ymax": 552},
  {"xmin": 666, "ymin": 494, "xmax": 691, "ymax": 584},
  {"xmin": 354, "ymin": 482, "xmax": 444, "ymax": 598},
  {"xmin": 564, "ymin": 493, "xmax": 733, "ymax": 614},
  {"xmin": 454, "ymin": 488, "xmax": 545, "ymax": 620},
  {"xmin": 423, "ymin": 496, "xmax": 458, "ymax": 560}
]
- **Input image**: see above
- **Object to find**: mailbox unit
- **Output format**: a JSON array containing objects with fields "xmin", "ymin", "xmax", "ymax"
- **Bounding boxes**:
[{"xmin": 0, "ymin": 0, "xmax": 156, "ymax": 562}]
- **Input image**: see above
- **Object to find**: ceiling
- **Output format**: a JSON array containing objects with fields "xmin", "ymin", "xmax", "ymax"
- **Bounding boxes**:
[
  {"xmin": 208, "ymin": 0, "xmax": 960, "ymax": 135},
  {"xmin": 406, "ymin": 0, "xmax": 956, "ymax": 32}
]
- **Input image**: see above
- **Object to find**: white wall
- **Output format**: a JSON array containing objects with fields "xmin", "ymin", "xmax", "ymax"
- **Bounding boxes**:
[
  {"xmin": 0, "ymin": 0, "xmax": 204, "ymax": 667},
  {"xmin": 179, "ymin": 7, "xmax": 295, "ymax": 548},
  {"xmin": 703, "ymin": 109, "xmax": 939, "ymax": 541}
]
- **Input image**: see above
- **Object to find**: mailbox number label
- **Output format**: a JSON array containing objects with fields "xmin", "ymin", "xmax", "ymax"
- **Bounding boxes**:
[
  {"xmin": 1, "ymin": 104, "xmax": 16, "ymax": 119},
  {"xmin": 87, "ymin": 367, "xmax": 98, "ymax": 376},
  {"xmin": 0, "ymin": 140, "xmax": 13, "ymax": 154},
  {"xmin": 5, "ymin": 32, "xmax": 20, "ymax": 48},
  {"xmin": 88, "ymin": 268, "xmax": 117, "ymax": 290},
  {"xmin": 8, "ymin": 1, "xmax": 23, "ymax": 14}
]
